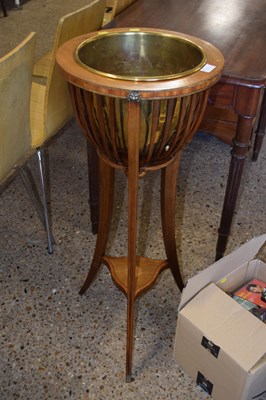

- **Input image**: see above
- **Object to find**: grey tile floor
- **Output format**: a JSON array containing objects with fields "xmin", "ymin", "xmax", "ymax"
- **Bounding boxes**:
[{"xmin": 0, "ymin": 2, "xmax": 265, "ymax": 399}]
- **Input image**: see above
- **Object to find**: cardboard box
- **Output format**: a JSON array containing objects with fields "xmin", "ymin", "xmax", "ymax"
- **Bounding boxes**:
[{"xmin": 173, "ymin": 234, "xmax": 266, "ymax": 400}]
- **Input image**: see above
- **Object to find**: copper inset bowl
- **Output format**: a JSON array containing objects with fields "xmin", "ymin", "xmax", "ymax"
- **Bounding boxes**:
[{"xmin": 76, "ymin": 30, "xmax": 207, "ymax": 81}]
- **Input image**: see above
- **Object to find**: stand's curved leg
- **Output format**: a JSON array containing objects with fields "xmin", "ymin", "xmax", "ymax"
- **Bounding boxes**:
[
  {"xmin": 161, "ymin": 153, "xmax": 184, "ymax": 291},
  {"xmin": 80, "ymin": 158, "xmax": 115, "ymax": 295},
  {"xmin": 87, "ymin": 142, "xmax": 99, "ymax": 234}
]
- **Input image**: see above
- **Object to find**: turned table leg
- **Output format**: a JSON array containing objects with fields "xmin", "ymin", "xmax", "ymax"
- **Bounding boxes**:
[
  {"xmin": 1, "ymin": 0, "xmax": 7, "ymax": 16},
  {"xmin": 252, "ymin": 89, "xmax": 266, "ymax": 162},
  {"xmin": 216, "ymin": 86, "xmax": 261, "ymax": 260}
]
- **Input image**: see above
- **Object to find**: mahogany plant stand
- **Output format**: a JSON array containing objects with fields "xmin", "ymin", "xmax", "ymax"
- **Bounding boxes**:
[{"xmin": 56, "ymin": 27, "xmax": 224, "ymax": 381}]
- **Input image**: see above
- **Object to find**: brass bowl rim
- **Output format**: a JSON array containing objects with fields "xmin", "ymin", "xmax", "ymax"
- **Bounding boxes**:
[{"xmin": 75, "ymin": 29, "xmax": 207, "ymax": 82}]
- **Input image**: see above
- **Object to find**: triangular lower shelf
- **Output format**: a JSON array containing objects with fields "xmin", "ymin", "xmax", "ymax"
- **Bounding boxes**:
[{"xmin": 102, "ymin": 255, "xmax": 169, "ymax": 299}]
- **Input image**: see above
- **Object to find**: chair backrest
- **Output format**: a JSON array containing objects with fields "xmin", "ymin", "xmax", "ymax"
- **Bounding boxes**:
[
  {"xmin": 103, "ymin": 0, "xmax": 136, "ymax": 25},
  {"xmin": 0, "ymin": 32, "xmax": 36, "ymax": 184},
  {"xmin": 31, "ymin": 0, "xmax": 106, "ymax": 148},
  {"xmin": 115, "ymin": 0, "xmax": 137, "ymax": 16}
]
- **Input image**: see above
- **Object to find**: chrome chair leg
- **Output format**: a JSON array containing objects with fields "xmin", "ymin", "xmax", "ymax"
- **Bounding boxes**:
[
  {"xmin": 36, "ymin": 148, "xmax": 54, "ymax": 254},
  {"xmin": 17, "ymin": 149, "xmax": 54, "ymax": 254}
]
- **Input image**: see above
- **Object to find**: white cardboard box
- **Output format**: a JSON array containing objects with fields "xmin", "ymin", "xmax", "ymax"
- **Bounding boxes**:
[{"xmin": 173, "ymin": 234, "xmax": 266, "ymax": 400}]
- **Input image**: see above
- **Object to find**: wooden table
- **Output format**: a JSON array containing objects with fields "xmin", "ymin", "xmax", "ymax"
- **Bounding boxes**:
[
  {"xmin": 105, "ymin": 0, "xmax": 266, "ymax": 260},
  {"xmin": 1, "ymin": 0, "xmax": 7, "ymax": 16}
]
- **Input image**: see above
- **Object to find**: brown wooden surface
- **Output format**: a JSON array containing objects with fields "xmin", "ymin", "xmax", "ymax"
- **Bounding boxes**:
[
  {"xmin": 107, "ymin": 0, "xmax": 265, "ymax": 146},
  {"xmin": 106, "ymin": 0, "xmax": 266, "ymax": 259},
  {"xmin": 107, "ymin": 0, "xmax": 266, "ymax": 85}
]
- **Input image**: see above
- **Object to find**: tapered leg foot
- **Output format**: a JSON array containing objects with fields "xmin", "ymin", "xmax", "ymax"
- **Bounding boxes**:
[{"xmin": 126, "ymin": 374, "xmax": 133, "ymax": 383}]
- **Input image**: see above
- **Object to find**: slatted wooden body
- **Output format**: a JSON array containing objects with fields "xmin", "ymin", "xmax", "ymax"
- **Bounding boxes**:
[{"xmin": 69, "ymin": 87, "xmax": 209, "ymax": 171}]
